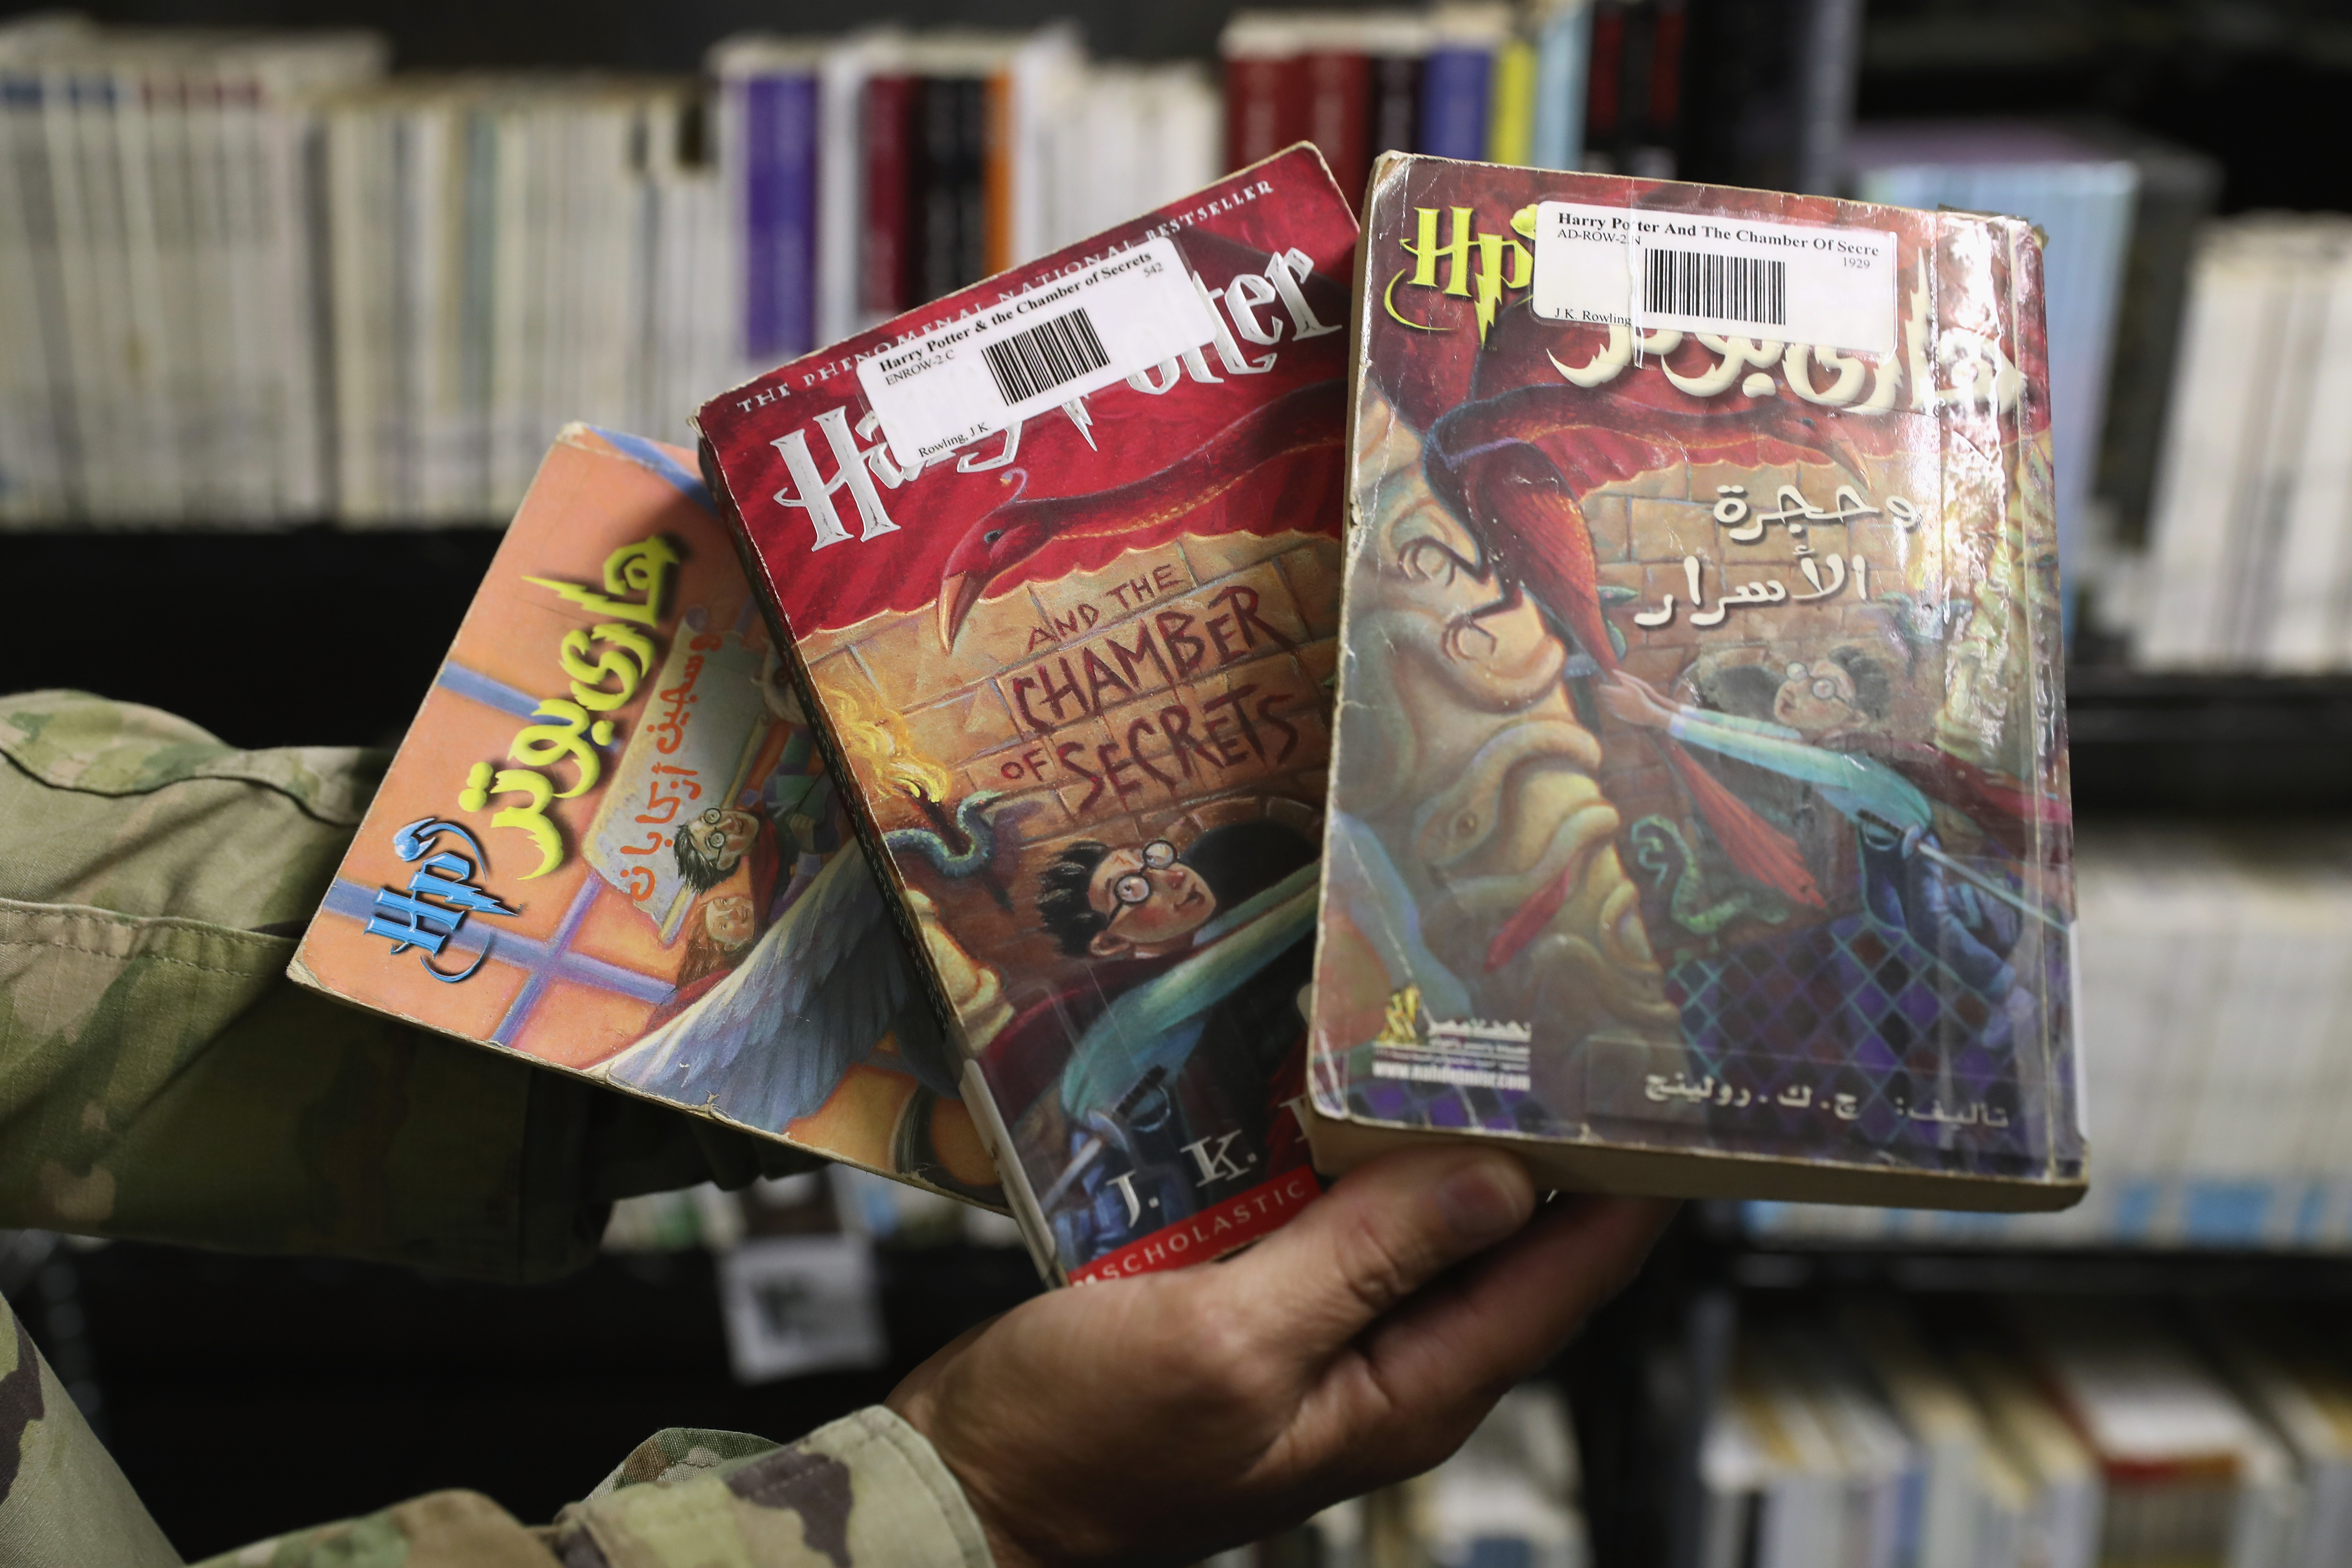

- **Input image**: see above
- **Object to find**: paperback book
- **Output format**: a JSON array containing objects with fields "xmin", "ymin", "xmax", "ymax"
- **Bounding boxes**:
[
  {"xmin": 289, "ymin": 425, "xmax": 1000, "ymax": 1203},
  {"xmin": 698, "ymin": 146, "xmax": 1356, "ymax": 1284},
  {"xmin": 1306, "ymin": 154, "xmax": 2082, "ymax": 1208}
]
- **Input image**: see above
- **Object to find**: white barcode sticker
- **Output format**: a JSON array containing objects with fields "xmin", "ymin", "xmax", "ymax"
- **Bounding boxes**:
[
  {"xmin": 857, "ymin": 235, "xmax": 1222, "ymax": 470},
  {"xmin": 1530, "ymin": 202, "xmax": 1896, "ymax": 355}
]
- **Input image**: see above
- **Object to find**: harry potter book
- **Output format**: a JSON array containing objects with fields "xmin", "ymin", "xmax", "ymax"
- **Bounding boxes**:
[
  {"xmin": 290, "ymin": 425, "xmax": 1000, "ymax": 1204},
  {"xmin": 697, "ymin": 146, "xmax": 1355, "ymax": 1284},
  {"xmin": 1306, "ymin": 154, "xmax": 2083, "ymax": 1209}
]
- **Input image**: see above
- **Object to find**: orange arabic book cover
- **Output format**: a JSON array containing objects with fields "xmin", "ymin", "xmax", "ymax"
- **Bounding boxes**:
[
  {"xmin": 1306, "ymin": 156, "xmax": 2083, "ymax": 1209},
  {"xmin": 698, "ymin": 147, "xmax": 1356, "ymax": 1284},
  {"xmin": 289, "ymin": 425, "xmax": 1000, "ymax": 1204}
]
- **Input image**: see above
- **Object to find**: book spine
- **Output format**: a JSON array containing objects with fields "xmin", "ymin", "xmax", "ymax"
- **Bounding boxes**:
[
  {"xmin": 323, "ymin": 103, "xmax": 371, "ymax": 520},
  {"xmin": 815, "ymin": 44, "xmax": 870, "ymax": 349},
  {"xmin": 1528, "ymin": 0, "xmax": 1592, "ymax": 171},
  {"xmin": 1302, "ymin": 50, "xmax": 1371, "ymax": 203},
  {"xmin": 215, "ymin": 70, "xmax": 277, "ymax": 522},
  {"xmin": 736, "ymin": 68, "xmax": 818, "ymax": 368},
  {"xmin": 2140, "ymin": 238, "xmax": 2268, "ymax": 667},
  {"xmin": 1584, "ymin": 0, "xmax": 1626, "ymax": 168},
  {"xmin": 1223, "ymin": 53, "xmax": 1291, "ymax": 172},
  {"xmin": 913, "ymin": 75, "xmax": 986, "ymax": 302},
  {"xmin": 953, "ymin": 76, "xmax": 989, "ymax": 292},
  {"xmin": 859, "ymin": 73, "xmax": 914, "ymax": 322},
  {"xmin": 44, "ymin": 66, "xmax": 110, "ymax": 519},
  {"xmin": 983, "ymin": 67, "xmax": 1011, "ymax": 279},
  {"xmin": 1368, "ymin": 54, "xmax": 1421, "ymax": 165},
  {"xmin": 1416, "ymin": 45, "xmax": 1492, "ymax": 161},
  {"xmin": 0, "ymin": 67, "xmax": 55, "ymax": 522},
  {"xmin": 913, "ymin": 75, "xmax": 951, "ymax": 304},
  {"xmin": 486, "ymin": 98, "xmax": 533, "ymax": 513},
  {"xmin": 1486, "ymin": 38, "xmax": 1536, "ymax": 165},
  {"xmin": 580, "ymin": 98, "xmax": 637, "ymax": 438},
  {"xmin": 152, "ymin": 70, "xmax": 212, "ymax": 519},
  {"xmin": 1792, "ymin": 0, "xmax": 1858, "ymax": 196}
]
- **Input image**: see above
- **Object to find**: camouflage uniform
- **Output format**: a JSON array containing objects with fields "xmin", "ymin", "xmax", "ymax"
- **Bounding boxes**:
[{"xmin": 0, "ymin": 692, "xmax": 993, "ymax": 1567}]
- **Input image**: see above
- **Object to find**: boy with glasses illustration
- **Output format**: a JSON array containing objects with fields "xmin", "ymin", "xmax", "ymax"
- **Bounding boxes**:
[{"xmin": 986, "ymin": 818, "xmax": 1323, "ymax": 1261}]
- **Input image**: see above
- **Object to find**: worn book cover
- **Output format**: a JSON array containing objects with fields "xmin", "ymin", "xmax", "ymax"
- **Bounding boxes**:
[
  {"xmin": 290, "ymin": 425, "xmax": 998, "ymax": 1203},
  {"xmin": 698, "ymin": 146, "xmax": 1354, "ymax": 1283},
  {"xmin": 1308, "ymin": 154, "xmax": 2082, "ymax": 1209}
]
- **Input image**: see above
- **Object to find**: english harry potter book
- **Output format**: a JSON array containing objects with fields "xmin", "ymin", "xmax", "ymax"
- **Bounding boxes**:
[
  {"xmin": 1305, "ymin": 154, "xmax": 2084, "ymax": 1209},
  {"xmin": 290, "ymin": 426, "xmax": 1001, "ymax": 1206},
  {"xmin": 697, "ymin": 147, "xmax": 1354, "ymax": 1283}
]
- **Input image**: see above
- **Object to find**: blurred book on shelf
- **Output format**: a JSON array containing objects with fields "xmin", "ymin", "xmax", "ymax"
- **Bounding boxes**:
[
  {"xmin": 0, "ymin": 13, "xmax": 387, "ymax": 526},
  {"xmin": 1219, "ymin": 1, "xmax": 1595, "ymax": 187},
  {"xmin": 1695, "ymin": 1294, "xmax": 2346, "ymax": 1568},
  {"xmin": 0, "ymin": 15, "xmax": 1218, "ymax": 527},
  {"xmin": 1747, "ymin": 824, "xmax": 2352, "ymax": 1251},
  {"xmin": 318, "ymin": 76, "xmax": 726, "ymax": 524},
  {"xmin": 2108, "ymin": 215, "xmax": 2352, "ymax": 674},
  {"xmin": 1674, "ymin": 0, "xmax": 1858, "ymax": 193}
]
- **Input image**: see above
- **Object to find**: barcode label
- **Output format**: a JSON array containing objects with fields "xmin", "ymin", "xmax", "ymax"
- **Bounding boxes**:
[
  {"xmin": 1644, "ymin": 248, "xmax": 1787, "ymax": 329},
  {"xmin": 856, "ymin": 234, "xmax": 1222, "ymax": 471},
  {"xmin": 1529, "ymin": 201, "xmax": 1896, "ymax": 355},
  {"xmin": 982, "ymin": 308, "xmax": 1110, "ymax": 406}
]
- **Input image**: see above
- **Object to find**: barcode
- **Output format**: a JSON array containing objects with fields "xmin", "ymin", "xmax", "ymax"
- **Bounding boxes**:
[
  {"xmin": 1644, "ymin": 247, "xmax": 1788, "ymax": 328},
  {"xmin": 981, "ymin": 307, "xmax": 1110, "ymax": 405}
]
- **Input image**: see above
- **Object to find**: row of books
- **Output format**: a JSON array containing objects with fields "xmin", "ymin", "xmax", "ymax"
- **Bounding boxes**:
[
  {"xmin": 1698, "ymin": 1296, "xmax": 2352, "ymax": 1568},
  {"xmin": 0, "ymin": 16, "xmax": 1219, "ymax": 524},
  {"xmin": 1219, "ymin": 1, "xmax": 1612, "ymax": 197},
  {"xmin": 0, "ymin": 15, "xmax": 385, "ymax": 525},
  {"xmin": 2127, "ymin": 215, "xmax": 2352, "ymax": 672},
  {"xmin": 1749, "ymin": 824, "xmax": 2352, "ymax": 1251}
]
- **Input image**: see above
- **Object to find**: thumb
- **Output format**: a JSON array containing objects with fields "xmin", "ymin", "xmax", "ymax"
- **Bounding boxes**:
[{"xmin": 1222, "ymin": 1146, "xmax": 1536, "ymax": 1356}]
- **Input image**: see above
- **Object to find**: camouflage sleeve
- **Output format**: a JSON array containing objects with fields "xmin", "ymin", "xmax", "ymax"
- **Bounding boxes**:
[
  {"xmin": 187, "ymin": 1413, "xmax": 995, "ymax": 1568},
  {"xmin": 0, "ymin": 691, "xmax": 820, "ymax": 1283},
  {"xmin": 0, "ymin": 1297, "xmax": 182, "ymax": 1568}
]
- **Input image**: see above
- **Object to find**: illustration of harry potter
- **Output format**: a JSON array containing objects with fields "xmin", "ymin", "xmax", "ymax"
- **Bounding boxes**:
[{"xmin": 983, "ymin": 817, "xmax": 1322, "ymax": 1263}]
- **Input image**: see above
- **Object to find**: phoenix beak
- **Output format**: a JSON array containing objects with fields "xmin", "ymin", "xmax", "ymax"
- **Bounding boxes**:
[{"xmin": 937, "ymin": 570, "xmax": 986, "ymax": 651}]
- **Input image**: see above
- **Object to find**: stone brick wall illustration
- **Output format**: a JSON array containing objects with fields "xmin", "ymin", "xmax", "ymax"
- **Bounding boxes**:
[{"xmin": 799, "ymin": 528, "xmax": 1341, "ymax": 1020}]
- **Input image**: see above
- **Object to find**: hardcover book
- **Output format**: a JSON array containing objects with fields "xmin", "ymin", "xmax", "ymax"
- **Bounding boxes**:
[
  {"xmin": 1307, "ymin": 154, "xmax": 2082, "ymax": 1209},
  {"xmin": 698, "ymin": 146, "xmax": 1356, "ymax": 1284},
  {"xmin": 290, "ymin": 425, "xmax": 1000, "ymax": 1204}
]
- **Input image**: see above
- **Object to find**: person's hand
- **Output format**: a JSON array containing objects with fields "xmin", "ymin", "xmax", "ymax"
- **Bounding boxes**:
[
  {"xmin": 887, "ymin": 1147, "xmax": 1674, "ymax": 1568},
  {"xmin": 1598, "ymin": 671, "xmax": 1677, "ymax": 730}
]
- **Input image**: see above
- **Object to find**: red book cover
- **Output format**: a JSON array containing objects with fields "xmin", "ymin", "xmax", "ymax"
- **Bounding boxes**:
[
  {"xmin": 697, "ymin": 147, "xmax": 1358, "ymax": 1283},
  {"xmin": 860, "ymin": 73, "xmax": 918, "ymax": 318},
  {"xmin": 1308, "ymin": 156, "xmax": 2081, "ymax": 1210}
]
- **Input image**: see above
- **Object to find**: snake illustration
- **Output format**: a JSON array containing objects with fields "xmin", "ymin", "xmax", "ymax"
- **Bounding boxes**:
[
  {"xmin": 883, "ymin": 791, "xmax": 1008, "ymax": 879},
  {"xmin": 1628, "ymin": 815, "xmax": 1789, "ymax": 937}
]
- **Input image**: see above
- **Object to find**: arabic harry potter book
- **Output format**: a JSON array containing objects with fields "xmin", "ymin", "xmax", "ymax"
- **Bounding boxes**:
[
  {"xmin": 290, "ymin": 425, "xmax": 1001, "ymax": 1205},
  {"xmin": 697, "ymin": 146, "xmax": 1354, "ymax": 1284},
  {"xmin": 1305, "ymin": 154, "xmax": 2083, "ymax": 1209}
]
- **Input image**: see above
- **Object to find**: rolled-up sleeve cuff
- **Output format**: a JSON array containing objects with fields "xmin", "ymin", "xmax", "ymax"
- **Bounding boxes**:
[{"xmin": 551, "ymin": 1407, "xmax": 994, "ymax": 1568}]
